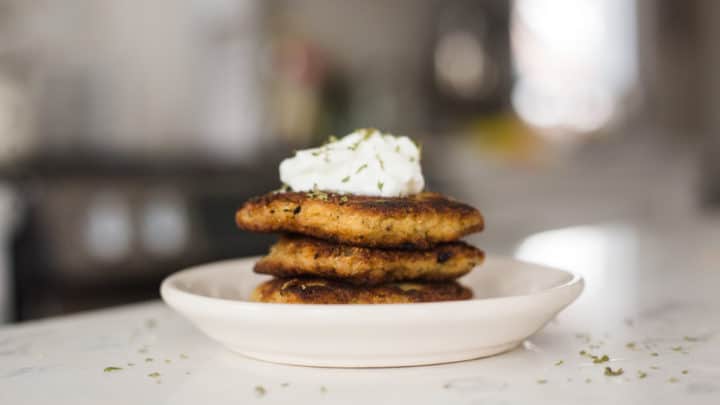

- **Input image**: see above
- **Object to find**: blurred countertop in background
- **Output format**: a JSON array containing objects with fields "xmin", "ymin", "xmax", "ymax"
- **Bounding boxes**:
[{"xmin": 0, "ymin": 0, "xmax": 719, "ymax": 322}]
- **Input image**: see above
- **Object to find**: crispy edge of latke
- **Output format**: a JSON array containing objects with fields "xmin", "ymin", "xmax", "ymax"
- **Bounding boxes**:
[
  {"xmin": 254, "ymin": 235, "xmax": 485, "ymax": 285},
  {"xmin": 251, "ymin": 277, "xmax": 473, "ymax": 304},
  {"xmin": 235, "ymin": 191, "xmax": 484, "ymax": 248}
]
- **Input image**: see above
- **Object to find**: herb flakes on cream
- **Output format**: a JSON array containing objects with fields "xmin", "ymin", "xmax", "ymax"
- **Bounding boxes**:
[{"xmin": 279, "ymin": 129, "xmax": 424, "ymax": 197}]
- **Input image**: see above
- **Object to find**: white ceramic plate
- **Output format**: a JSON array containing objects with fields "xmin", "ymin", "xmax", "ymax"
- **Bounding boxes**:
[{"xmin": 160, "ymin": 255, "xmax": 583, "ymax": 367}]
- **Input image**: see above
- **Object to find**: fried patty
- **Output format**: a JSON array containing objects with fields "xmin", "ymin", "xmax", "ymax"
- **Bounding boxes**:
[
  {"xmin": 255, "ymin": 234, "xmax": 484, "ymax": 285},
  {"xmin": 236, "ymin": 191, "xmax": 484, "ymax": 249},
  {"xmin": 251, "ymin": 277, "xmax": 473, "ymax": 304}
]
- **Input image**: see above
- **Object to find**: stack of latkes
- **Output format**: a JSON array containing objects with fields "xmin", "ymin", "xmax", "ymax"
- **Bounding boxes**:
[{"xmin": 235, "ymin": 190, "xmax": 484, "ymax": 304}]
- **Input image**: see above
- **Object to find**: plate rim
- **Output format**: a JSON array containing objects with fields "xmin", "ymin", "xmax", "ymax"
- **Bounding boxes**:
[{"xmin": 160, "ymin": 255, "xmax": 584, "ymax": 313}]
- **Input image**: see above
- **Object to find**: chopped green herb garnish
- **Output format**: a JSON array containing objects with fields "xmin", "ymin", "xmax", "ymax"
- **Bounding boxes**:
[
  {"xmin": 376, "ymin": 154, "xmax": 385, "ymax": 170},
  {"xmin": 592, "ymin": 354, "xmax": 610, "ymax": 364},
  {"xmin": 683, "ymin": 336, "xmax": 699, "ymax": 342},
  {"xmin": 180, "ymin": 354, "xmax": 188, "ymax": 359},
  {"xmin": 340, "ymin": 196, "xmax": 349, "ymax": 203},
  {"xmin": 668, "ymin": 377, "xmax": 679, "ymax": 383},
  {"xmin": 536, "ymin": 379, "xmax": 547, "ymax": 384},
  {"xmin": 104, "ymin": 366, "xmax": 123, "ymax": 373},
  {"xmin": 604, "ymin": 367, "xmax": 624, "ymax": 376},
  {"xmin": 325, "ymin": 135, "xmax": 338, "ymax": 144},
  {"xmin": 341, "ymin": 176, "xmax": 350, "ymax": 183},
  {"xmin": 145, "ymin": 358, "xmax": 153, "ymax": 362},
  {"xmin": 312, "ymin": 151, "xmax": 322, "ymax": 156},
  {"xmin": 625, "ymin": 342, "xmax": 636, "ymax": 350},
  {"xmin": 671, "ymin": 346, "xmax": 682, "ymax": 352},
  {"xmin": 355, "ymin": 164, "xmax": 368, "ymax": 174},
  {"xmin": 637, "ymin": 370, "xmax": 647, "ymax": 379},
  {"xmin": 579, "ymin": 350, "xmax": 587, "ymax": 356},
  {"xmin": 164, "ymin": 359, "xmax": 171, "ymax": 364},
  {"xmin": 554, "ymin": 360, "xmax": 564, "ymax": 366},
  {"xmin": 360, "ymin": 128, "xmax": 374, "ymax": 140},
  {"xmin": 681, "ymin": 370, "xmax": 688, "ymax": 375},
  {"xmin": 138, "ymin": 347, "xmax": 148, "ymax": 354},
  {"xmin": 306, "ymin": 186, "xmax": 330, "ymax": 201},
  {"xmin": 255, "ymin": 385, "xmax": 267, "ymax": 397},
  {"xmin": 377, "ymin": 182, "xmax": 384, "ymax": 191},
  {"xmin": 650, "ymin": 352, "xmax": 659, "ymax": 357},
  {"xmin": 650, "ymin": 366, "xmax": 660, "ymax": 370},
  {"xmin": 148, "ymin": 372, "xmax": 161, "ymax": 378}
]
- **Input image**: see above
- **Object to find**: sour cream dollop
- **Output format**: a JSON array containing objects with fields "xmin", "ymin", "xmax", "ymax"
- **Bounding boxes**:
[{"xmin": 279, "ymin": 129, "xmax": 424, "ymax": 197}]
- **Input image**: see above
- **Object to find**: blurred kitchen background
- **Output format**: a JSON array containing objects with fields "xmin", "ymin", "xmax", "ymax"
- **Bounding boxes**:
[{"xmin": 0, "ymin": 0, "xmax": 719, "ymax": 323}]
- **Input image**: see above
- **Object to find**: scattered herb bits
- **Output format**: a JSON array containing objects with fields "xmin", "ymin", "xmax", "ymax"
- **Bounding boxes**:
[
  {"xmin": 148, "ymin": 372, "xmax": 161, "ymax": 378},
  {"xmin": 254, "ymin": 385, "xmax": 266, "ymax": 397},
  {"xmin": 537, "ymin": 379, "xmax": 548, "ymax": 384},
  {"xmin": 604, "ymin": 367, "xmax": 624, "ymax": 377},
  {"xmin": 592, "ymin": 354, "xmax": 610, "ymax": 364},
  {"xmin": 637, "ymin": 370, "xmax": 647, "ymax": 379},
  {"xmin": 104, "ymin": 367, "xmax": 123, "ymax": 373},
  {"xmin": 554, "ymin": 360, "xmax": 564, "ymax": 366}
]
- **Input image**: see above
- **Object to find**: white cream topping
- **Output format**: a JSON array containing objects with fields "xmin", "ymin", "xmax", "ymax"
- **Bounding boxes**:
[{"xmin": 279, "ymin": 129, "xmax": 424, "ymax": 197}]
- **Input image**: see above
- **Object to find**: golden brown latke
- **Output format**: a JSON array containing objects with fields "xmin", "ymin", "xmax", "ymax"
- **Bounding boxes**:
[
  {"xmin": 235, "ymin": 191, "xmax": 484, "ymax": 249},
  {"xmin": 251, "ymin": 277, "xmax": 473, "ymax": 304},
  {"xmin": 255, "ymin": 234, "xmax": 484, "ymax": 285}
]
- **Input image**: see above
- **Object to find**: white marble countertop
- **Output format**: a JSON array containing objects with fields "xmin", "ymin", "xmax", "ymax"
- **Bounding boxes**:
[{"xmin": 1, "ymin": 220, "xmax": 720, "ymax": 405}]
